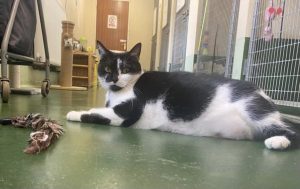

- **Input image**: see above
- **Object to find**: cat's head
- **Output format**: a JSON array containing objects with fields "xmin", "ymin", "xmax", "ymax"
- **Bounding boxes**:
[{"xmin": 97, "ymin": 41, "xmax": 142, "ymax": 91}]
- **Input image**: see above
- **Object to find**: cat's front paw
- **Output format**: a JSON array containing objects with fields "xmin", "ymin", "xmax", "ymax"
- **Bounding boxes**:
[{"xmin": 66, "ymin": 111, "xmax": 82, "ymax": 122}]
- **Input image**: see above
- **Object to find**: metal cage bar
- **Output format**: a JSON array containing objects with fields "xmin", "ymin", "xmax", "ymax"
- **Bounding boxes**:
[
  {"xmin": 195, "ymin": 0, "xmax": 239, "ymax": 76},
  {"xmin": 246, "ymin": 0, "xmax": 300, "ymax": 108},
  {"xmin": 225, "ymin": 0, "xmax": 241, "ymax": 78}
]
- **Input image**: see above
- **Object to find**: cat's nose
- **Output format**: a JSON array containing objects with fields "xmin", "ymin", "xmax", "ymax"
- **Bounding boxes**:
[{"xmin": 112, "ymin": 77, "xmax": 118, "ymax": 83}]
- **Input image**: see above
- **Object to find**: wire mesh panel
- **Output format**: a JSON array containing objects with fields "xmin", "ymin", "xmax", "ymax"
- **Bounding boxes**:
[
  {"xmin": 170, "ymin": 0, "xmax": 189, "ymax": 72},
  {"xmin": 195, "ymin": 0, "xmax": 239, "ymax": 76},
  {"xmin": 246, "ymin": 0, "xmax": 300, "ymax": 108}
]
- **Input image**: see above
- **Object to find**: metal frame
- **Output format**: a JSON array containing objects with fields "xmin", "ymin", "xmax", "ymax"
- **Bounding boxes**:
[
  {"xmin": 0, "ymin": 0, "xmax": 50, "ymax": 101},
  {"xmin": 1, "ymin": 0, "xmax": 20, "ymax": 79}
]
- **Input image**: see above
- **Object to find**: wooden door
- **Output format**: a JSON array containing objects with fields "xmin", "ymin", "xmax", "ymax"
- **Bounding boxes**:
[{"xmin": 96, "ymin": 0, "xmax": 129, "ymax": 51}]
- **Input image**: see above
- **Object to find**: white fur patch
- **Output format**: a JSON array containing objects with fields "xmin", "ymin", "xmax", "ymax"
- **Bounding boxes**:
[
  {"xmin": 117, "ymin": 58, "xmax": 122, "ymax": 72},
  {"xmin": 116, "ymin": 73, "xmax": 136, "ymax": 88},
  {"xmin": 257, "ymin": 90, "xmax": 272, "ymax": 101},
  {"xmin": 108, "ymin": 87, "xmax": 136, "ymax": 107},
  {"xmin": 66, "ymin": 111, "xmax": 88, "ymax": 122},
  {"xmin": 99, "ymin": 77, "xmax": 110, "ymax": 90},
  {"xmin": 133, "ymin": 99, "xmax": 169, "ymax": 130},
  {"xmin": 107, "ymin": 73, "xmax": 142, "ymax": 107},
  {"xmin": 264, "ymin": 136, "xmax": 291, "ymax": 150}
]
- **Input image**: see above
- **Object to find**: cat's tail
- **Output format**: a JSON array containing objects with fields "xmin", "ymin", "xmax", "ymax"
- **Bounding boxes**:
[{"xmin": 262, "ymin": 117, "xmax": 300, "ymax": 150}]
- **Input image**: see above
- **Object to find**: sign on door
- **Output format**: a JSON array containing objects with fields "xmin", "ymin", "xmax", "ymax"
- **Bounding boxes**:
[{"xmin": 107, "ymin": 15, "xmax": 118, "ymax": 29}]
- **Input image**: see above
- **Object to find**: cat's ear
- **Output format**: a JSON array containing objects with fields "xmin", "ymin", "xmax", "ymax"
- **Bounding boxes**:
[
  {"xmin": 129, "ymin": 43, "xmax": 142, "ymax": 59},
  {"xmin": 97, "ymin": 41, "xmax": 110, "ymax": 56}
]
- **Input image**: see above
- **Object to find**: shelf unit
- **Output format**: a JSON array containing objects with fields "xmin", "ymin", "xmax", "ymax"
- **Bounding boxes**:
[{"xmin": 72, "ymin": 52, "xmax": 95, "ymax": 87}]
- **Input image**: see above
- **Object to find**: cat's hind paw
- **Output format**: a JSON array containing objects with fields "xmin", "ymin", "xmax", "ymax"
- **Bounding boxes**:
[
  {"xmin": 66, "ymin": 111, "xmax": 82, "ymax": 122},
  {"xmin": 264, "ymin": 136, "xmax": 291, "ymax": 150}
]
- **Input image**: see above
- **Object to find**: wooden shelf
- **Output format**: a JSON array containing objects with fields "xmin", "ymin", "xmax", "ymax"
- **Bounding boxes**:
[
  {"xmin": 72, "ymin": 76, "xmax": 88, "ymax": 79},
  {"xmin": 72, "ymin": 52, "xmax": 96, "ymax": 87},
  {"xmin": 73, "ymin": 64, "xmax": 88, "ymax": 68}
]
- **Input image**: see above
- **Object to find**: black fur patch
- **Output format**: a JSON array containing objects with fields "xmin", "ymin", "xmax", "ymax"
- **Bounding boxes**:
[
  {"xmin": 247, "ymin": 94, "xmax": 277, "ymax": 120},
  {"xmin": 110, "ymin": 85, "xmax": 123, "ymax": 91},
  {"xmin": 260, "ymin": 124, "xmax": 297, "ymax": 144},
  {"xmin": 105, "ymin": 100, "xmax": 110, "ymax": 107},
  {"xmin": 230, "ymin": 80, "xmax": 259, "ymax": 102},
  {"xmin": 113, "ymin": 99, "xmax": 144, "ymax": 127},
  {"xmin": 134, "ymin": 72, "xmax": 228, "ymax": 121},
  {"xmin": 81, "ymin": 113, "xmax": 111, "ymax": 125}
]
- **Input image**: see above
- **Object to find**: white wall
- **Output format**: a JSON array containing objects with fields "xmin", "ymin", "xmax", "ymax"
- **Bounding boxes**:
[
  {"xmin": 35, "ymin": 0, "xmax": 66, "ymax": 65},
  {"xmin": 184, "ymin": 0, "xmax": 201, "ymax": 72},
  {"xmin": 127, "ymin": 0, "xmax": 155, "ymax": 70},
  {"xmin": 166, "ymin": 0, "xmax": 177, "ymax": 71},
  {"xmin": 20, "ymin": 0, "xmax": 65, "ymax": 86},
  {"xmin": 35, "ymin": 0, "xmax": 97, "ymax": 66},
  {"xmin": 153, "ymin": 0, "xmax": 163, "ymax": 70}
]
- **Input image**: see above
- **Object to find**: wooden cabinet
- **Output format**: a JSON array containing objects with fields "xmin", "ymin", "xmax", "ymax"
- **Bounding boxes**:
[{"xmin": 72, "ymin": 52, "xmax": 95, "ymax": 87}]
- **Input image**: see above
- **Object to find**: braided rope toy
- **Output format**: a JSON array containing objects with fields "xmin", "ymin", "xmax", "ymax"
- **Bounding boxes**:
[{"xmin": 0, "ymin": 113, "xmax": 64, "ymax": 154}]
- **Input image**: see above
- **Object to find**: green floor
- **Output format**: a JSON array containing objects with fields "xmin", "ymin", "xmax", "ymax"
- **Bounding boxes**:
[{"xmin": 0, "ymin": 88, "xmax": 300, "ymax": 189}]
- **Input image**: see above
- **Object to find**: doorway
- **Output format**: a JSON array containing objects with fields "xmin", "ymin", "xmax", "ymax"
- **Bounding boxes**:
[{"xmin": 96, "ymin": 0, "xmax": 129, "ymax": 51}]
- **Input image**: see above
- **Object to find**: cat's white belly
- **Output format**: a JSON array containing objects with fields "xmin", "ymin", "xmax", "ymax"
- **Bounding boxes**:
[
  {"xmin": 133, "ymin": 85, "xmax": 254, "ymax": 140},
  {"xmin": 133, "ymin": 100, "xmax": 253, "ymax": 140}
]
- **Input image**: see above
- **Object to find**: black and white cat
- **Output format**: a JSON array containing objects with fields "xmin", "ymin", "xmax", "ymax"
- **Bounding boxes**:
[{"xmin": 67, "ymin": 41, "xmax": 298, "ymax": 150}]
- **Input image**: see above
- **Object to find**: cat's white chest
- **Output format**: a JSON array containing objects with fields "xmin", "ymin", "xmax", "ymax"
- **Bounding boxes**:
[{"xmin": 107, "ymin": 88, "xmax": 135, "ymax": 107}]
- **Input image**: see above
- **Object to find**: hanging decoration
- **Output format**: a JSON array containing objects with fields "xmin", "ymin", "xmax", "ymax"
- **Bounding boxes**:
[{"xmin": 263, "ymin": 0, "xmax": 285, "ymax": 41}]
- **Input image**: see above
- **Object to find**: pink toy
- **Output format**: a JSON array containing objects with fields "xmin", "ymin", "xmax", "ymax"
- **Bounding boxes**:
[
  {"xmin": 276, "ymin": 7, "xmax": 283, "ymax": 15},
  {"xmin": 265, "ymin": 5, "xmax": 275, "ymax": 22},
  {"xmin": 264, "ymin": 0, "xmax": 275, "ymax": 41},
  {"xmin": 263, "ymin": 26, "xmax": 273, "ymax": 41}
]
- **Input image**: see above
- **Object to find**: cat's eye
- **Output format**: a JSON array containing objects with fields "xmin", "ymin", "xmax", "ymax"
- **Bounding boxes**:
[
  {"xmin": 122, "ymin": 68, "xmax": 129, "ymax": 74},
  {"xmin": 105, "ymin": 67, "xmax": 111, "ymax": 73}
]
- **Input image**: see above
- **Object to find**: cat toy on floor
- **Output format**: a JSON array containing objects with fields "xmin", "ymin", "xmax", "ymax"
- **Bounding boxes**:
[{"xmin": 0, "ymin": 113, "xmax": 64, "ymax": 154}]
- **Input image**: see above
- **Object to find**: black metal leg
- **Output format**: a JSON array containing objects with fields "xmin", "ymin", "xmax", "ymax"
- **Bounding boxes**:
[
  {"xmin": 37, "ymin": 0, "xmax": 51, "ymax": 97},
  {"xmin": 37, "ymin": 0, "xmax": 50, "ymax": 81}
]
